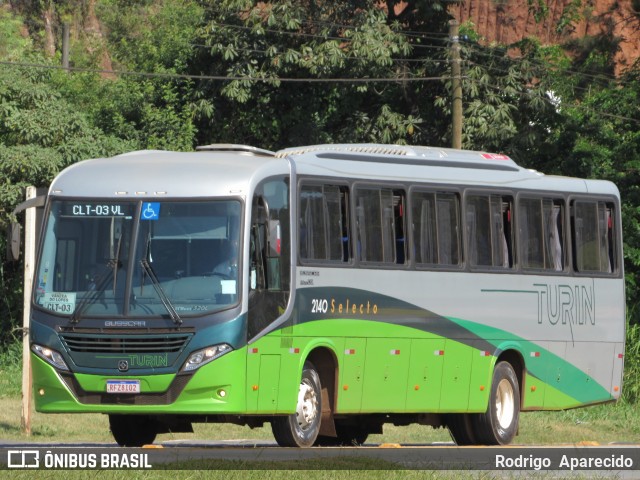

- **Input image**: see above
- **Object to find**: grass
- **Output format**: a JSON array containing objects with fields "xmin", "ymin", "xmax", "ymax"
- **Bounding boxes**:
[
  {"xmin": 0, "ymin": 340, "xmax": 22, "ymax": 398},
  {"xmin": 1, "ymin": 394, "xmax": 639, "ymax": 445},
  {"xmin": 1, "ymin": 396, "xmax": 633, "ymax": 480},
  {"xmin": 0, "ymin": 470, "xmax": 521, "ymax": 480}
]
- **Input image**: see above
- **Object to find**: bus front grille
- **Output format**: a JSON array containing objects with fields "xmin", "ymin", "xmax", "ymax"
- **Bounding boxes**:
[{"xmin": 60, "ymin": 334, "xmax": 192, "ymax": 354}]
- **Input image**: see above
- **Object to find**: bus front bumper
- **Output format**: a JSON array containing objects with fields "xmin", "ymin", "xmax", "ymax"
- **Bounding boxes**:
[{"xmin": 31, "ymin": 350, "xmax": 248, "ymax": 415}]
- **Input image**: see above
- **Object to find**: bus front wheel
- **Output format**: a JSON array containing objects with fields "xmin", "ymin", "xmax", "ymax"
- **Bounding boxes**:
[
  {"xmin": 473, "ymin": 361, "xmax": 520, "ymax": 445},
  {"xmin": 109, "ymin": 414, "xmax": 158, "ymax": 447},
  {"xmin": 271, "ymin": 362, "xmax": 322, "ymax": 447}
]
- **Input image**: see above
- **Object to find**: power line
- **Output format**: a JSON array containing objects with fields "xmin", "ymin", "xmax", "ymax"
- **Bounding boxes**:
[
  {"xmin": 192, "ymin": 42, "xmax": 448, "ymax": 65},
  {"xmin": 205, "ymin": 21, "xmax": 450, "ymax": 52},
  {"xmin": 0, "ymin": 60, "xmax": 449, "ymax": 83},
  {"xmin": 299, "ymin": 18, "xmax": 451, "ymax": 40}
]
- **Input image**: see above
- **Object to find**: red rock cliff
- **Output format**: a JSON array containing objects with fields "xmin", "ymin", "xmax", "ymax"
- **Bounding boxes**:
[{"xmin": 449, "ymin": 0, "xmax": 640, "ymax": 74}]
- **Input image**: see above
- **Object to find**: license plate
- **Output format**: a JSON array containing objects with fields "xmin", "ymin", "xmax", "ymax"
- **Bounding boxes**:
[{"xmin": 106, "ymin": 380, "xmax": 140, "ymax": 394}]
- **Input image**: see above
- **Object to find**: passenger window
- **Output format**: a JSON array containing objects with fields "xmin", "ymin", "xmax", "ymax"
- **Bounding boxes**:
[
  {"xmin": 572, "ymin": 200, "xmax": 616, "ymax": 274},
  {"xmin": 466, "ymin": 194, "xmax": 513, "ymax": 269},
  {"xmin": 299, "ymin": 184, "xmax": 349, "ymax": 262},
  {"xmin": 355, "ymin": 187, "xmax": 406, "ymax": 264},
  {"xmin": 412, "ymin": 191, "xmax": 461, "ymax": 266},
  {"xmin": 518, "ymin": 198, "xmax": 564, "ymax": 271}
]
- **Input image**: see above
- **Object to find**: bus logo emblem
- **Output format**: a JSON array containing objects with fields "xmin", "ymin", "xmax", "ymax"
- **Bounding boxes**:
[{"xmin": 118, "ymin": 360, "xmax": 129, "ymax": 372}]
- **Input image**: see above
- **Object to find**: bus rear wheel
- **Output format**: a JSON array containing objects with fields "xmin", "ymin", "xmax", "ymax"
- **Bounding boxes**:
[
  {"xmin": 109, "ymin": 414, "xmax": 158, "ymax": 447},
  {"xmin": 472, "ymin": 361, "xmax": 520, "ymax": 445},
  {"xmin": 271, "ymin": 362, "xmax": 322, "ymax": 447}
]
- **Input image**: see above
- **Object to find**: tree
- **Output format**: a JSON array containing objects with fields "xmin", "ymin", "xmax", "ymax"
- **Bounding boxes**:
[
  {"xmin": 550, "ymin": 69, "xmax": 640, "ymax": 317},
  {"xmin": 190, "ymin": 0, "xmax": 454, "ymax": 149}
]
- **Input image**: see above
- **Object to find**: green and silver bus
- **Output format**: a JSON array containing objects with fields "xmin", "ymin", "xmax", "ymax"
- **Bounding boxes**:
[{"xmin": 27, "ymin": 144, "xmax": 625, "ymax": 447}]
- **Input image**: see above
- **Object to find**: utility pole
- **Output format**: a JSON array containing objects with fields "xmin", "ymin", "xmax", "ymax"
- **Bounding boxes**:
[
  {"xmin": 62, "ymin": 23, "xmax": 70, "ymax": 71},
  {"xmin": 449, "ymin": 20, "xmax": 463, "ymax": 149},
  {"xmin": 21, "ymin": 187, "xmax": 37, "ymax": 435}
]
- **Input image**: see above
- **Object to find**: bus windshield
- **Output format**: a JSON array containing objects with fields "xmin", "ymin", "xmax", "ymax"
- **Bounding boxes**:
[{"xmin": 35, "ymin": 200, "xmax": 241, "ymax": 319}]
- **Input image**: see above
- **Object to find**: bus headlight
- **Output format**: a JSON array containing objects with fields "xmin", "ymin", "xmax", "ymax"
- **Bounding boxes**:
[
  {"xmin": 181, "ymin": 343, "xmax": 232, "ymax": 372},
  {"xmin": 32, "ymin": 344, "xmax": 69, "ymax": 371}
]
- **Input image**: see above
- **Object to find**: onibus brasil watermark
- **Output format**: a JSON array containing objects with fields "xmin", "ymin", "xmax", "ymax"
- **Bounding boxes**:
[{"xmin": 7, "ymin": 450, "xmax": 151, "ymax": 469}]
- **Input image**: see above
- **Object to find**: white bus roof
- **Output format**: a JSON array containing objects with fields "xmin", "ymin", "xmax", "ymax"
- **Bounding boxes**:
[
  {"xmin": 49, "ymin": 148, "xmax": 286, "ymax": 199},
  {"xmin": 277, "ymin": 144, "xmax": 619, "ymax": 197},
  {"xmin": 47, "ymin": 144, "xmax": 619, "ymax": 200}
]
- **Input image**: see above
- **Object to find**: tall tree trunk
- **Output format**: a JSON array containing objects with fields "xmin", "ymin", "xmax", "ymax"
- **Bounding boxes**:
[{"xmin": 42, "ymin": 1, "xmax": 55, "ymax": 57}]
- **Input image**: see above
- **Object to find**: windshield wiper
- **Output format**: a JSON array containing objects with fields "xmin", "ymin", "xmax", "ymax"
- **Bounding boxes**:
[
  {"xmin": 69, "ymin": 268, "xmax": 115, "ymax": 324},
  {"xmin": 139, "ymin": 259, "xmax": 182, "ymax": 325},
  {"xmin": 70, "ymin": 234, "xmax": 123, "ymax": 325}
]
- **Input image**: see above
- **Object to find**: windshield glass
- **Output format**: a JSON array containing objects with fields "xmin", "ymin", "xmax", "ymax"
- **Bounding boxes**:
[{"xmin": 35, "ymin": 200, "xmax": 241, "ymax": 318}]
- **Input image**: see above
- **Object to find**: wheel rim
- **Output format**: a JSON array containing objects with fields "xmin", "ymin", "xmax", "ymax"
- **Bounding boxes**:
[
  {"xmin": 296, "ymin": 378, "xmax": 318, "ymax": 431},
  {"xmin": 495, "ymin": 378, "xmax": 515, "ymax": 430}
]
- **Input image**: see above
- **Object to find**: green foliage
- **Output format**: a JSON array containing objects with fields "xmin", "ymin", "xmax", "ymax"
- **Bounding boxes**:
[
  {"xmin": 621, "ymin": 323, "xmax": 640, "ymax": 404},
  {"xmin": 1, "ymin": 0, "xmax": 640, "ymax": 344},
  {"xmin": 0, "ymin": 63, "xmax": 137, "ymax": 219},
  {"xmin": 0, "ymin": 6, "xmax": 31, "ymax": 59},
  {"xmin": 0, "ymin": 3, "xmax": 199, "ymax": 346},
  {"xmin": 556, "ymin": 0, "xmax": 584, "ymax": 35},
  {"xmin": 437, "ymin": 36, "xmax": 561, "ymax": 156},
  {"xmin": 527, "ymin": 0, "xmax": 550, "ymax": 22},
  {"xmin": 0, "ymin": 338, "xmax": 22, "ymax": 397},
  {"xmin": 542, "ymin": 71, "xmax": 640, "ymax": 315},
  {"xmin": 193, "ymin": 0, "xmax": 450, "ymax": 148},
  {"xmin": 97, "ymin": 0, "xmax": 204, "ymax": 73}
]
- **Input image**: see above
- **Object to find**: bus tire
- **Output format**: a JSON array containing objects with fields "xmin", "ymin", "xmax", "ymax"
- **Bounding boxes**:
[
  {"xmin": 473, "ymin": 361, "xmax": 520, "ymax": 445},
  {"xmin": 271, "ymin": 362, "xmax": 322, "ymax": 447},
  {"xmin": 109, "ymin": 414, "xmax": 157, "ymax": 447},
  {"xmin": 446, "ymin": 413, "xmax": 477, "ymax": 446}
]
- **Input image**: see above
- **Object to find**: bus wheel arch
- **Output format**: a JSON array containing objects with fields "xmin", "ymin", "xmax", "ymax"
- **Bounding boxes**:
[
  {"xmin": 495, "ymin": 349, "xmax": 525, "ymax": 407},
  {"xmin": 306, "ymin": 347, "xmax": 339, "ymax": 438},
  {"xmin": 472, "ymin": 350, "xmax": 523, "ymax": 445},
  {"xmin": 270, "ymin": 346, "xmax": 339, "ymax": 447},
  {"xmin": 271, "ymin": 360, "xmax": 323, "ymax": 447}
]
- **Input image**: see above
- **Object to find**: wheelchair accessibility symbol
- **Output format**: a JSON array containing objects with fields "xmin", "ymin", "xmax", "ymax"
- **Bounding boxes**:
[{"xmin": 141, "ymin": 202, "xmax": 160, "ymax": 221}]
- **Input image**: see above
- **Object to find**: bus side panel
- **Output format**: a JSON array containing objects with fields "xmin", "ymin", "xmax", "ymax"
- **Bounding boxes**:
[
  {"xmin": 361, "ymin": 338, "xmax": 411, "ymax": 412},
  {"xmin": 405, "ymin": 338, "xmax": 445, "ymax": 412},
  {"xmin": 522, "ymin": 372, "xmax": 546, "ymax": 409},
  {"xmin": 258, "ymin": 355, "xmax": 281, "ymax": 411},
  {"xmin": 540, "ymin": 340, "xmax": 614, "ymax": 409},
  {"xmin": 336, "ymin": 338, "xmax": 366, "ymax": 413},
  {"xmin": 612, "ymin": 342, "xmax": 625, "ymax": 399},
  {"xmin": 466, "ymin": 340, "xmax": 493, "ymax": 412},
  {"xmin": 439, "ymin": 339, "xmax": 472, "ymax": 412},
  {"xmin": 246, "ymin": 336, "xmax": 283, "ymax": 413},
  {"xmin": 563, "ymin": 341, "xmax": 618, "ymax": 405}
]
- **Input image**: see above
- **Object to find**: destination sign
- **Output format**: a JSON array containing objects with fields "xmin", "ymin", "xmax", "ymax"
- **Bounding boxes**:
[{"xmin": 62, "ymin": 203, "xmax": 134, "ymax": 218}]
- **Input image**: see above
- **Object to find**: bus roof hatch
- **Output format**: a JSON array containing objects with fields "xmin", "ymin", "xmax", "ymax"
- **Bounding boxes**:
[{"xmin": 196, "ymin": 144, "xmax": 275, "ymax": 157}]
